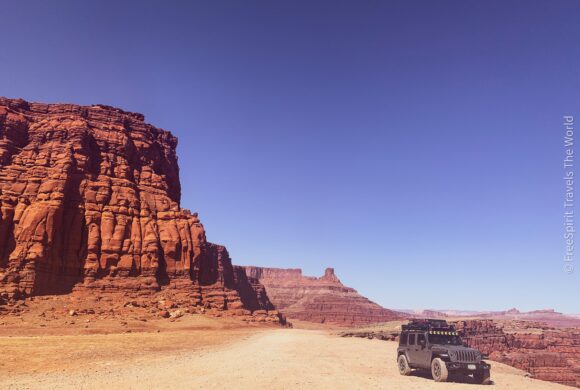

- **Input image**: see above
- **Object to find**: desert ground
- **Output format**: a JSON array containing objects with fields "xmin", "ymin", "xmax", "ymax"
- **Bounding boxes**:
[{"xmin": 0, "ymin": 316, "xmax": 573, "ymax": 390}]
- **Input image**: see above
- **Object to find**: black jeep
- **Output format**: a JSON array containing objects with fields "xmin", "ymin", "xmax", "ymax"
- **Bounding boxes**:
[{"xmin": 397, "ymin": 319, "xmax": 491, "ymax": 384}]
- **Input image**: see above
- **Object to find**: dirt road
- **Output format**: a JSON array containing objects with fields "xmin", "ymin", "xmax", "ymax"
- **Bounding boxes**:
[{"xmin": 1, "ymin": 329, "xmax": 572, "ymax": 389}]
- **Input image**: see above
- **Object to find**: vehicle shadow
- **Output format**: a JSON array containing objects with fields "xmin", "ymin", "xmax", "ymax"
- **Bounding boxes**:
[{"xmin": 409, "ymin": 371, "xmax": 494, "ymax": 385}]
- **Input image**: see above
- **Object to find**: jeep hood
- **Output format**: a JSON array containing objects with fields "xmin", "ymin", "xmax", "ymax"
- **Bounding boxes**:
[{"xmin": 432, "ymin": 345, "xmax": 478, "ymax": 353}]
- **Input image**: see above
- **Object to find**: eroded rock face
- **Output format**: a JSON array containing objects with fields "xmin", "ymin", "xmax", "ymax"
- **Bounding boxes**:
[
  {"xmin": 454, "ymin": 320, "xmax": 580, "ymax": 388},
  {"xmin": 243, "ymin": 266, "xmax": 404, "ymax": 326},
  {"xmin": 0, "ymin": 97, "xmax": 278, "ymax": 320}
]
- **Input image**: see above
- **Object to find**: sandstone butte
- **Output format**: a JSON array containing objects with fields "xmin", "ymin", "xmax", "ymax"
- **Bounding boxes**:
[
  {"xmin": 243, "ymin": 266, "xmax": 404, "ymax": 326},
  {"xmin": 453, "ymin": 320, "xmax": 580, "ymax": 388},
  {"xmin": 0, "ymin": 97, "xmax": 279, "ymax": 322}
]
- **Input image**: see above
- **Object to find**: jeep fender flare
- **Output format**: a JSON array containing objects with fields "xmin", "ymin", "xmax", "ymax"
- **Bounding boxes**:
[{"xmin": 397, "ymin": 351, "xmax": 412, "ymax": 365}]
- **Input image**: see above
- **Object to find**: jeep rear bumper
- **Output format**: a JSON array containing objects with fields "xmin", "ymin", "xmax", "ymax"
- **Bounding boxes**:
[{"xmin": 445, "ymin": 361, "xmax": 491, "ymax": 373}]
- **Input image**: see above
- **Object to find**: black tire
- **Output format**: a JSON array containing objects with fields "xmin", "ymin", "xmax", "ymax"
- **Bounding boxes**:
[
  {"xmin": 431, "ymin": 357, "xmax": 449, "ymax": 382},
  {"xmin": 474, "ymin": 370, "xmax": 491, "ymax": 385},
  {"xmin": 398, "ymin": 354, "xmax": 412, "ymax": 376}
]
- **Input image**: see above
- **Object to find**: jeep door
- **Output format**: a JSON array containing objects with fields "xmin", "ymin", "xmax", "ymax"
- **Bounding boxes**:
[
  {"xmin": 407, "ymin": 333, "xmax": 418, "ymax": 366},
  {"xmin": 416, "ymin": 333, "xmax": 431, "ymax": 368}
]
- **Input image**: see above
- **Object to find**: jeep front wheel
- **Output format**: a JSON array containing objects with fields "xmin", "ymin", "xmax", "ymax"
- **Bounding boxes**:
[
  {"xmin": 431, "ymin": 357, "xmax": 449, "ymax": 382},
  {"xmin": 397, "ymin": 354, "xmax": 412, "ymax": 376}
]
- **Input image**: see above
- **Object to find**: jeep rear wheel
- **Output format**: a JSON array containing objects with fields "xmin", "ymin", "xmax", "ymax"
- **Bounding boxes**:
[
  {"xmin": 474, "ymin": 370, "xmax": 491, "ymax": 385},
  {"xmin": 398, "ymin": 354, "xmax": 412, "ymax": 376},
  {"xmin": 431, "ymin": 358, "xmax": 449, "ymax": 382}
]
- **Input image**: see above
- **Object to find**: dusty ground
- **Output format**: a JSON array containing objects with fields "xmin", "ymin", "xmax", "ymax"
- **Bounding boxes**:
[
  {"xmin": 0, "ymin": 315, "xmax": 264, "ymax": 376},
  {"xmin": 0, "ymin": 326, "xmax": 574, "ymax": 389},
  {"xmin": 0, "ymin": 294, "xmax": 276, "ymax": 378}
]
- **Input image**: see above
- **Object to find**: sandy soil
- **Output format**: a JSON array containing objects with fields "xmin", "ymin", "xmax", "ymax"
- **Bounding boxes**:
[
  {"xmin": 0, "ymin": 315, "xmax": 262, "ymax": 376},
  {"xmin": 0, "ymin": 327, "xmax": 573, "ymax": 390}
]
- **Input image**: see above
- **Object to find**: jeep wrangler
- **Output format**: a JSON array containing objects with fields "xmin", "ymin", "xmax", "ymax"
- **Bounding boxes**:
[{"xmin": 397, "ymin": 319, "xmax": 491, "ymax": 384}]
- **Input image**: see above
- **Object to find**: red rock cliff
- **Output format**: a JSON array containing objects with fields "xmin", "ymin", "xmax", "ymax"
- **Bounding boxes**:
[
  {"xmin": 0, "ymin": 97, "xmax": 277, "ymax": 320},
  {"xmin": 453, "ymin": 320, "xmax": 580, "ymax": 388},
  {"xmin": 243, "ymin": 266, "xmax": 405, "ymax": 326}
]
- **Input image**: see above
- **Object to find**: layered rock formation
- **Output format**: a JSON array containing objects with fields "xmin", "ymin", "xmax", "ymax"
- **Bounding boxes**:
[
  {"xmin": 0, "ymin": 97, "xmax": 279, "ymax": 321},
  {"xmin": 469, "ymin": 308, "xmax": 580, "ymax": 328},
  {"xmin": 404, "ymin": 308, "xmax": 580, "ymax": 328},
  {"xmin": 453, "ymin": 320, "xmax": 580, "ymax": 388},
  {"xmin": 243, "ymin": 266, "xmax": 404, "ymax": 326}
]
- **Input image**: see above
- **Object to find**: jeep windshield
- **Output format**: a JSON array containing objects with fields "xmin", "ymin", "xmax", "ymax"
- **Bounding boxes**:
[{"xmin": 428, "ymin": 334, "xmax": 462, "ymax": 345}]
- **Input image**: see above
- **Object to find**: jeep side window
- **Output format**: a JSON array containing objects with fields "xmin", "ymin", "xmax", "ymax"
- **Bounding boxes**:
[
  {"xmin": 418, "ymin": 334, "xmax": 426, "ymax": 345},
  {"xmin": 400, "ymin": 333, "xmax": 408, "ymax": 345},
  {"xmin": 408, "ymin": 334, "xmax": 415, "ymax": 345}
]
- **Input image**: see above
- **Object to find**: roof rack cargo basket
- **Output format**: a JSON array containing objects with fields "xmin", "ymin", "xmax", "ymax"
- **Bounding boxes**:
[{"xmin": 402, "ymin": 319, "xmax": 455, "ymax": 331}]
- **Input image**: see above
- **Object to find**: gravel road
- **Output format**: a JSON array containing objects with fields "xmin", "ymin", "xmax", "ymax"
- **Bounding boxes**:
[{"xmin": 1, "ymin": 329, "xmax": 572, "ymax": 389}]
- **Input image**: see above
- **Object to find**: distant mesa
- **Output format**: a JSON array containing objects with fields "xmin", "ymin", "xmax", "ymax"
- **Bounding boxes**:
[
  {"xmin": 242, "ymin": 266, "xmax": 406, "ymax": 326},
  {"xmin": 401, "ymin": 307, "xmax": 579, "ymax": 328},
  {"xmin": 418, "ymin": 309, "xmax": 448, "ymax": 318}
]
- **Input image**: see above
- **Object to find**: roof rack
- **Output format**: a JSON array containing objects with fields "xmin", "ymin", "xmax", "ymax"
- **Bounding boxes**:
[{"xmin": 402, "ymin": 319, "xmax": 455, "ymax": 332}]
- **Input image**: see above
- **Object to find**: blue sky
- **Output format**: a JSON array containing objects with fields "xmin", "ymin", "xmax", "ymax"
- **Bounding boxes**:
[{"xmin": 1, "ymin": 1, "xmax": 578, "ymax": 313}]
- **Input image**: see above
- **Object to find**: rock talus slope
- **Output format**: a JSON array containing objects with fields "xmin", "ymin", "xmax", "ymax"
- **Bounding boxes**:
[
  {"xmin": 0, "ymin": 97, "xmax": 278, "ymax": 321},
  {"xmin": 244, "ymin": 266, "xmax": 404, "ymax": 326}
]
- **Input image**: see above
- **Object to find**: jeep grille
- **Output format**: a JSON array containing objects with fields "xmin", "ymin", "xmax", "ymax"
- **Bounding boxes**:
[{"xmin": 456, "ymin": 350, "xmax": 478, "ymax": 362}]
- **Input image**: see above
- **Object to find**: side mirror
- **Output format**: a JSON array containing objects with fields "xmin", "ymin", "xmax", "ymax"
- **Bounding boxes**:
[{"xmin": 419, "ymin": 339, "xmax": 426, "ymax": 348}]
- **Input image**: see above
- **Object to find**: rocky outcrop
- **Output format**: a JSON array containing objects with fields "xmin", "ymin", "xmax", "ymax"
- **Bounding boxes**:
[
  {"xmin": 0, "ymin": 97, "xmax": 279, "ymax": 321},
  {"xmin": 453, "ymin": 320, "xmax": 580, "ymax": 388},
  {"xmin": 243, "ymin": 266, "xmax": 404, "ymax": 326},
  {"xmin": 232, "ymin": 265, "xmax": 275, "ymax": 312}
]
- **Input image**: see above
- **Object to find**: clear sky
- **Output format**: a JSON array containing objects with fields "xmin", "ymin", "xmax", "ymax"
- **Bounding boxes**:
[{"xmin": 1, "ymin": 1, "xmax": 578, "ymax": 313}]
